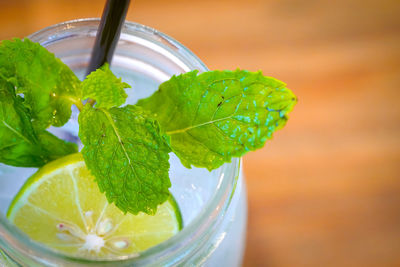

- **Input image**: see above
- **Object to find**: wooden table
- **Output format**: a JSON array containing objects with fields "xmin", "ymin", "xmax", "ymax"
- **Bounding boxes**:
[{"xmin": 1, "ymin": 0, "xmax": 399, "ymax": 266}]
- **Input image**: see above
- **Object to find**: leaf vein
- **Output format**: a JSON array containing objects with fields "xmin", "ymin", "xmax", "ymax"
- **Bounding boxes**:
[
  {"xmin": 186, "ymin": 131, "xmax": 224, "ymax": 157},
  {"xmin": 2, "ymin": 121, "xmax": 33, "ymax": 144},
  {"xmin": 100, "ymin": 109, "xmax": 140, "ymax": 203}
]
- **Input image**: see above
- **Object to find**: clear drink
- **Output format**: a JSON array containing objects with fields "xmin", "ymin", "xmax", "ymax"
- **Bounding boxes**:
[{"xmin": 0, "ymin": 19, "xmax": 247, "ymax": 266}]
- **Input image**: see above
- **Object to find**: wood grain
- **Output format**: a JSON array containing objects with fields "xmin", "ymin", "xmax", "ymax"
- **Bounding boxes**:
[{"xmin": 1, "ymin": 0, "xmax": 400, "ymax": 266}]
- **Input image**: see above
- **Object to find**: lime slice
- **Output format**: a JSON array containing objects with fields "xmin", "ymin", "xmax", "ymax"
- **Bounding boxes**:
[{"xmin": 7, "ymin": 153, "xmax": 182, "ymax": 258}]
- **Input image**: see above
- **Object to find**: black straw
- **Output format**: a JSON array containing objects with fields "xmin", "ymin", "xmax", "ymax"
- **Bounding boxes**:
[{"xmin": 86, "ymin": 0, "xmax": 130, "ymax": 75}]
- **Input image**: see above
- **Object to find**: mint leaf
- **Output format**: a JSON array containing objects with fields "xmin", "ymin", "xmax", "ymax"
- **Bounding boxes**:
[
  {"xmin": 82, "ymin": 63, "xmax": 130, "ymax": 108},
  {"xmin": 35, "ymin": 131, "xmax": 78, "ymax": 163},
  {"xmin": 0, "ymin": 78, "xmax": 77, "ymax": 167},
  {"xmin": 0, "ymin": 38, "xmax": 82, "ymax": 129},
  {"xmin": 137, "ymin": 70, "xmax": 297, "ymax": 170},
  {"xmin": 78, "ymin": 104, "xmax": 171, "ymax": 215}
]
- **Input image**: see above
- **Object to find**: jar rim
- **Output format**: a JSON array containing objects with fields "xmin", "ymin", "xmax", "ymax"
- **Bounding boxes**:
[{"xmin": 0, "ymin": 18, "xmax": 240, "ymax": 266}]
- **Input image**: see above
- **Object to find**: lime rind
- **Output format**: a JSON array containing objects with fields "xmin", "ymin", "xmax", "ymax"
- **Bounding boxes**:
[
  {"xmin": 7, "ymin": 153, "xmax": 84, "ymax": 218},
  {"xmin": 168, "ymin": 194, "xmax": 183, "ymax": 231}
]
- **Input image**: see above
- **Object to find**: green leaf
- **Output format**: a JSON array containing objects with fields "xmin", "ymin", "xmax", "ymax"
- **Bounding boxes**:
[
  {"xmin": 35, "ymin": 131, "xmax": 78, "ymax": 163},
  {"xmin": 137, "ymin": 70, "xmax": 297, "ymax": 170},
  {"xmin": 82, "ymin": 63, "xmax": 130, "ymax": 109},
  {"xmin": 0, "ymin": 38, "xmax": 82, "ymax": 129},
  {"xmin": 78, "ymin": 104, "xmax": 171, "ymax": 215},
  {"xmin": 0, "ymin": 78, "xmax": 77, "ymax": 167}
]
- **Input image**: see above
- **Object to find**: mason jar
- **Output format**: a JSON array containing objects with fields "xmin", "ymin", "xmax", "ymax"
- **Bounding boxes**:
[{"xmin": 0, "ymin": 19, "xmax": 247, "ymax": 266}]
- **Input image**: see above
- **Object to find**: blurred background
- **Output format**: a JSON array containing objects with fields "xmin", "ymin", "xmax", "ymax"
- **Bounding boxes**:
[{"xmin": 1, "ymin": 0, "xmax": 399, "ymax": 266}]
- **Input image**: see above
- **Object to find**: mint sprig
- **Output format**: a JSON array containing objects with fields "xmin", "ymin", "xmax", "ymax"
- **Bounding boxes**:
[
  {"xmin": 0, "ymin": 38, "xmax": 82, "ymax": 129},
  {"xmin": 137, "ymin": 70, "xmax": 297, "ymax": 170},
  {"xmin": 0, "ymin": 77, "xmax": 77, "ymax": 167},
  {"xmin": 0, "ymin": 38, "xmax": 297, "ymax": 215},
  {"xmin": 79, "ymin": 105, "xmax": 171, "ymax": 215},
  {"xmin": 82, "ymin": 63, "xmax": 130, "ymax": 108}
]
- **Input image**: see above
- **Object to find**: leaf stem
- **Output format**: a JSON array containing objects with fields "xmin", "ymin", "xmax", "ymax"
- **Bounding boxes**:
[
  {"xmin": 74, "ymin": 101, "xmax": 84, "ymax": 112},
  {"xmin": 57, "ymin": 95, "xmax": 84, "ymax": 112},
  {"xmin": 87, "ymin": 99, "xmax": 96, "ymax": 107}
]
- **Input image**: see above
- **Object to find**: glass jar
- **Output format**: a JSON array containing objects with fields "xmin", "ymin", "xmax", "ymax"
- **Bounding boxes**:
[{"xmin": 0, "ymin": 19, "xmax": 247, "ymax": 266}]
